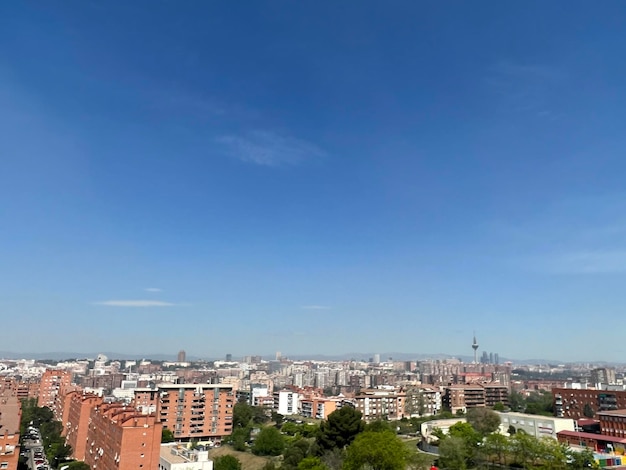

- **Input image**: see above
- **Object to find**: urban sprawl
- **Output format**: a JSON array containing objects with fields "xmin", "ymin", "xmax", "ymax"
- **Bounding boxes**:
[{"xmin": 1, "ymin": 342, "xmax": 626, "ymax": 470}]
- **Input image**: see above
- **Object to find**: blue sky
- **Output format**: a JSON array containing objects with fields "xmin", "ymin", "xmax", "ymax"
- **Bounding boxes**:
[{"xmin": 2, "ymin": 1, "xmax": 626, "ymax": 361}]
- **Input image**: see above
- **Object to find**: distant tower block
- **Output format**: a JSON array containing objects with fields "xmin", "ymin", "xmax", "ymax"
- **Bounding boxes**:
[
  {"xmin": 177, "ymin": 350, "xmax": 186, "ymax": 362},
  {"xmin": 472, "ymin": 334, "xmax": 479, "ymax": 364},
  {"xmin": 276, "ymin": 351, "xmax": 282, "ymax": 361}
]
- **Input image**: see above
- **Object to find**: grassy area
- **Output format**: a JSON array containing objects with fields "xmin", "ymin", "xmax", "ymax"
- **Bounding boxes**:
[
  {"xmin": 401, "ymin": 437, "xmax": 436, "ymax": 468},
  {"xmin": 208, "ymin": 445, "xmax": 273, "ymax": 470}
]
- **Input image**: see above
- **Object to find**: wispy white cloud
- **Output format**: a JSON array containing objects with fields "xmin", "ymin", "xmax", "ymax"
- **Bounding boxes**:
[
  {"xmin": 300, "ymin": 305, "xmax": 331, "ymax": 310},
  {"xmin": 531, "ymin": 250, "xmax": 626, "ymax": 274},
  {"xmin": 144, "ymin": 288, "xmax": 162, "ymax": 292},
  {"xmin": 485, "ymin": 61, "xmax": 565, "ymax": 118},
  {"xmin": 216, "ymin": 130, "xmax": 325, "ymax": 166},
  {"xmin": 95, "ymin": 300, "xmax": 176, "ymax": 307}
]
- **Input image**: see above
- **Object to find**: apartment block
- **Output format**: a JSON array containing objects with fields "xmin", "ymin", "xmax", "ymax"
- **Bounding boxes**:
[
  {"xmin": 273, "ymin": 390, "xmax": 299, "ymax": 416},
  {"xmin": 0, "ymin": 387, "xmax": 21, "ymax": 470},
  {"xmin": 598, "ymin": 410, "xmax": 626, "ymax": 438},
  {"xmin": 300, "ymin": 398, "xmax": 338, "ymax": 420},
  {"xmin": 443, "ymin": 385, "xmax": 486, "ymax": 413},
  {"xmin": 483, "ymin": 384, "xmax": 509, "ymax": 407},
  {"xmin": 38, "ymin": 369, "xmax": 72, "ymax": 414},
  {"xmin": 153, "ymin": 384, "xmax": 234, "ymax": 442},
  {"xmin": 354, "ymin": 389, "xmax": 404, "ymax": 421},
  {"xmin": 553, "ymin": 388, "xmax": 626, "ymax": 419},
  {"xmin": 84, "ymin": 403, "xmax": 162, "ymax": 470},
  {"xmin": 64, "ymin": 392, "xmax": 104, "ymax": 460}
]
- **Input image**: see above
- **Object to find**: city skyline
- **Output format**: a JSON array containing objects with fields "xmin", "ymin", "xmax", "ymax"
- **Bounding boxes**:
[{"xmin": 2, "ymin": 2, "xmax": 626, "ymax": 361}]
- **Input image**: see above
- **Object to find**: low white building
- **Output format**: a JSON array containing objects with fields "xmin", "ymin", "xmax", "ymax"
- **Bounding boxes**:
[
  {"xmin": 496, "ymin": 412, "xmax": 575, "ymax": 439},
  {"xmin": 159, "ymin": 444, "xmax": 213, "ymax": 470},
  {"xmin": 420, "ymin": 418, "xmax": 466, "ymax": 443}
]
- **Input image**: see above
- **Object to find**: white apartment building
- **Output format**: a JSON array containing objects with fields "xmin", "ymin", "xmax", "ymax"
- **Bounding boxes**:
[{"xmin": 274, "ymin": 390, "xmax": 299, "ymax": 415}]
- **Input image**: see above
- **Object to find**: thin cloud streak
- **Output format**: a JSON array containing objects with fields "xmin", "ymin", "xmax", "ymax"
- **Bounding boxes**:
[
  {"xmin": 95, "ymin": 300, "xmax": 177, "ymax": 307},
  {"xmin": 533, "ymin": 250, "xmax": 626, "ymax": 274},
  {"xmin": 216, "ymin": 130, "xmax": 325, "ymax": 166},
  {"xmin": 300, "ymin": 305, "xmax": 331, "ymax": 310},
  {"xmin": 144, "ymin": 288, "xmax": 162, "ymax": 292}
]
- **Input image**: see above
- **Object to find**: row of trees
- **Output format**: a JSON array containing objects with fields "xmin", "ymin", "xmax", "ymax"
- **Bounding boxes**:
[{"xmin": 20, "ymin": 398, "xmax": 74, "ymax": 467}]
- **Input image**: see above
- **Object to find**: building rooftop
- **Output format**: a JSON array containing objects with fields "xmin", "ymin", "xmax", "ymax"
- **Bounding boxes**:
[
  {"xmin": 0, "ymin": 394, "xmax": 21, "ymax": 435},
  {"xmin": 597, "ymin": 409, "xmax": 626, "ymax": 417},
  {"xmin": 558, "ymin": 430, "xmax": 626, "ymax": 444},
  {"xmin": 160, "ymin": 445, "xmax": 210, "ymax": 464}
]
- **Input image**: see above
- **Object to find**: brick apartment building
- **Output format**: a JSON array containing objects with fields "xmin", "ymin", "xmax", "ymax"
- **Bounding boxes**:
[
  {"xmin": 135, "ymin": 384, "xmax": 234, "ymax": 443},
  {"xmin": 63, "ymin": 391, "xmax": 104, "ymax": 460},
  {"xmin": 443, "ymin": 385, "xmax": 485, "ymax": 413},
  {"xmin": 597, "ymin": 410, "xmax": 626, "ymax": 438},
  {"xmin": 0, "ymin": 386, "xmax": 21, "ymax": 470},
  {"xmin": 84, "ymin": 403, "xmax": 162, "ymax": 470},
  {"xmin": 38, "ymin": 370, "xmax": 72, "ymax": 413},
  {"xmin": 442, "ymin": 384, "xmax": 508, "ymax": 413},
  {"xmin": 553, "ymin": 388, "xmax": 626, "ymax": 419}
]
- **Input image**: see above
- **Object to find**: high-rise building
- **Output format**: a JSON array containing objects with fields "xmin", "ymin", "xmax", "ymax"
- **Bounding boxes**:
[
  {"xmin": 177, "ymin": 350, "xmax": 186, "ymax": 362},
  {"xmin": 225, "ymin": 354, "xmax": 232, "ymax": 362},
  {"xmin": 142, "ymin": 383, "xmax": 234, "ymax": 442},
  {"xmin": 0, "ymin": 384, "xmax": 21, "ymax": 470},
  {"xmin": 373, "ymin": 354, "xmax": 381, "ymax": 364},
  {"xmin": 38, "ymin": 369, "xmax": 72, "ymax": 414}
]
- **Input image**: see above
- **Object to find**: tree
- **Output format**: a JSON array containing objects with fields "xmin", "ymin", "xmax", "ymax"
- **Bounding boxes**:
[
  {"xmin": 214, "ymin": 455, "xmax": 242, "ymax": 470},
  {"xmin": 229, "ymin": 427, "xmax": 250, "ymax": 451},
  {"xmin": 67, "ymin": 462, "xmax": 91, "ymax": 470},
  {"xmin": 297, "ymin": 457, "xmax": 327, "ymax": 470},
  {"xmin": 252, "ymin": 426, "xmax": 285, "ymax": 456},
  {"xmin": 438, "ymin": 436, "xmax": 467, "ymax": 470},
  {"xmin": 161, "ymin": 428, "xmax": 175, "ymax": 443},
  {"xmin": 364, "ymin": 420, "xmax": 393, "ymax": 433},
  {"xmin": 583, "ymin": 403, "xmax": 595, "ymax": 418},
  {"xmin": 568, "ymin": 448, "xmax": 600, "ymax": 469},
  {"xmin": 447, "ymin": 422, "xmax": 480, "ymax": 467},
  {"xmin": 233, "ymin": 402, "xmax": 254, "ymax": 428},
  {"xmin": 343, "ymin": 430, "xmax": 410, "ymax": 470},
  {"xmin": 271, "ymin": 411, "xmax": 284, "ymax": 426},
  {"xmin": 466, "ymin": 407, "xmax": 501, "ymax": 436},
  {"xmin": 492, "ymin": 402, "xmax": 505, "ymax": 412},
  {"xmin": 282, "ymin": 438, "xmax": 311, "ymax": 470},
  {"xmin": 316, "ymin": 406, "xmax": 365, "ymax": 452},
  {"xmin": 482, "ymin": 432, "xmax": 509, "ymax": 466},
  {"xmin": 508, "ymin": 390, "xmax": 525, "ymax": 412}
]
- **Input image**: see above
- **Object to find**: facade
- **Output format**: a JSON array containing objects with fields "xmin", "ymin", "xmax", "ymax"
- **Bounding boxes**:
[
  {"xmin": 597, "ymin": 409, "xmax": 626, "ymax": 438},
  {"xmin": 84, "ymin": 403, "xmax": 162, "ymax": 470},
  {"xmin": 496, "ymin": 412, "xmax": 575, "ymax": 439},
  {"xmin": 300, "ymin": 398, "xmax": 338, "ymax": 420},
  {"xmin": 0, "ymin": 388, "xmax": 21, "ymax": 470},
  {"xmin": 553, "ymin": 388, "xmax": 626, "ymax": 419},
  {"xmin": 38, "ymin": 369, "xmax": 72, "ymax": 413},
  {"xmin": 354, "ymin": 389, "xmax": 404, "ymax": 421},
  {"xmin": 63, "ymin": 392, "xmax": 104, "ymax": 460},
  {"xmin": 273, "ymin": 390, "xmax": 300, "ymax": 416},
  {"xmin": 154, "ymin": 384, "xmax": 234, "ymax": 442},
  {"xmin": 483, "ymin": 384, "xmax": 509, "ymax": 407},
  {"xmin": 443, "ymin": 385, "xmax": 486, "ymax": 413},
  {"xmin": 159, "ymin": 444, "xmax": 213, "ymax": 470},
  {"xmin": 591, "ymin": 368, "xmax": 617, "ymax": 386}
]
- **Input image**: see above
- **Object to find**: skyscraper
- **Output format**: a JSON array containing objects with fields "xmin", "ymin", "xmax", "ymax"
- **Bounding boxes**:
[{"xmin": 177, "ymin": 350, "xmax": 186, "ymax": 362}]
